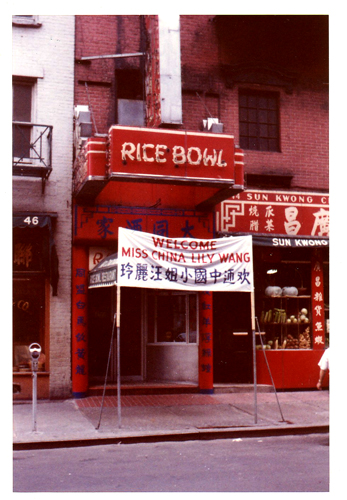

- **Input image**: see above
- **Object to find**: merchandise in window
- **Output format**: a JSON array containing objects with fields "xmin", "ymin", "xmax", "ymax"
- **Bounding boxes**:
[{"xmin": 255, "ymin": 258, "xmax": 313, "ymax": 350}]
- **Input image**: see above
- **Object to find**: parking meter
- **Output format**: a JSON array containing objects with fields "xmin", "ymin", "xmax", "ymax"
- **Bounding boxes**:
[
  {"xmin": 29, "ymin": 343, "xmax": 41, "ymax": 372},
  {"xmin": 29, "ymin": 343, "xmax": 41, "ymax": 432}
]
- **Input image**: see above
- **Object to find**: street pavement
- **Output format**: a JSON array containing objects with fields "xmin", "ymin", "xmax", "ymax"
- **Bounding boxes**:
[{"xmin": 13, "ymin": 386, "xmax": 329, "ymax": 450}]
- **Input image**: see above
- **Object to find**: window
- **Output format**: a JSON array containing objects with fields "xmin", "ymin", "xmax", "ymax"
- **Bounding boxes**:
[
  {"xmin": 12, "ymin": 15, "xmax": 41, "ymax": 27},
  {"xmin": 239, "ymin": 90, "xmax": 280, "ymax": 152},
  {"xmin": 13, "ymin": 277, "xmax": 46, "ymax": 371},
  {"xmin": 147, "ymin": 292, "xmax": 198, "ymax": 344},
  {"xmin": 13, "ymin": 80, "xmax": 34, "ymax": 159},
  {"xmin": 116, "ymin": 69, "xmax": 144, "ymax": 126}
]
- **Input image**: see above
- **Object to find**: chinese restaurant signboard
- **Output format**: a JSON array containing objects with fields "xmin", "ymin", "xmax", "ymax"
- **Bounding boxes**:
[
  {"xmin": 118, "ymin": 227, "xmax": 253, "ymax": 292},
  {"xmin": 217, "ymin": 189, "xmax": 329, "ymax": 238},
  {"xmin": 108, "ymin": 126, "xmax": 236, "ymax": 187}
]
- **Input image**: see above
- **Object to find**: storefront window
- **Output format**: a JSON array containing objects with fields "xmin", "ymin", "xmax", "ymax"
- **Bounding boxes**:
[
  {"xmin": 254, "ymin": 247, "xmax": 314, "ymax": 350},
  {"xmin": 147, "ymin": 291, "xmax": 198, "ymax": 344},
  {"xmin": 13, "ymin": 276, "xmax": 46, "ymax": 371}
]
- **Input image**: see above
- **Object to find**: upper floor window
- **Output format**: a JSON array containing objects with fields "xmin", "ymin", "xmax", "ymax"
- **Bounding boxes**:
[
  {"xmin": 115, "ymin": 69, "xmax": 144, "ymax": 127},
  {"xmin": 12, "ymin": 15, "xmax": 41, "ymax": 27},
  {"xmin": 239, "ymin": 89, "xmax": 280, "ymax": 152},
  {"xmin": 13, "ymin": 80, "xmax": 34, "ymax": 159}
]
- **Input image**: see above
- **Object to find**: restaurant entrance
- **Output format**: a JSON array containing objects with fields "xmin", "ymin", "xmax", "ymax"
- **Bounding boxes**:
[{"xmin": 213, "ymin": 292, "xmax": 253, "ymax": 383}]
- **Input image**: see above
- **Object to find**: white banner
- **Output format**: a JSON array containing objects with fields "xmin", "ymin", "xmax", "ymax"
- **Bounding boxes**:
[{"xmin": 118, "ymin": 227, "xmax": 253, "ymax": 292}]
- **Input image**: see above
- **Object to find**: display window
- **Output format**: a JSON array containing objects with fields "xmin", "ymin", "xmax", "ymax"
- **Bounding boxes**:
[
  {"xmin": 147, "ymin": 291, "xmax": 198, "ymax": 344},
  {"xmin": 13, "ymin": 276, "xmax": 46, "ymax": 372},
  {"xmin": 254, "ymin": 247, "xmax": 316, "ymax": 350}
]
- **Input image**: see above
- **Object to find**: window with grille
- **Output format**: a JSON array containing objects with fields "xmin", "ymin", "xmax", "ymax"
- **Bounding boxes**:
[{"xmin": 239, "ymin": 90, "xmax": 280, "ymax": 152}]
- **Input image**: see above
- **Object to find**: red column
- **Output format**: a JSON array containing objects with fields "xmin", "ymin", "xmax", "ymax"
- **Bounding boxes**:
[
  {"xmin": 311, "ymin": 249, "xmax": 326, "ymax": 350},
  {"xmin": 199, "ymin": 291, "xmax": 214, "ymax": 393},
  {"xmin": 72, "ymin": 246, "xmax": 89, "ymax": 398}
]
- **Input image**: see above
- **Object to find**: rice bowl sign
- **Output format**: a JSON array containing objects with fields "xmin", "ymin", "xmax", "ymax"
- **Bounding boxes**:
[
  {"xmin": 118, "ymin": 227, "xmax": 253, "ymax": 292},
  {"xmin": 108, "ymin": 125, "xmax": 237, "ymax": 187}
]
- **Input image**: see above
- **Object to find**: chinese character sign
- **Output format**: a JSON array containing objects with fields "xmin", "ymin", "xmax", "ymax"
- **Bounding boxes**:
[
  {"xmin": 311, "ymin": 251, "xmax": 326, "ymax": 349},
  {"xmin": 217, "ymin": 189, "xmax": 329, "ymax": 237},
  {"xmin": 72, "ymin": 247, "xmax": 89, "ymax": 396},
  {"xmin": 118, "ymin": 227, "xmax": 253, "ymax": 292},
  {"xmin": 199, "ymin": 291, "xmax": 213, "ymax": 391}
]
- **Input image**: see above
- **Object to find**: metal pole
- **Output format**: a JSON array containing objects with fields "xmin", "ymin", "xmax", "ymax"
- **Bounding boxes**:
[
  {"xmin": 116, "ymin": 286, "xmax": 122, "ymax": 429},
  {"xmin": 255, "ymin": 317, "xmax": 285, "ymax": 422},
  {"xmin": 32, "ymin": 370, "xmax": 37, "ymax": 432},
  {"xmin": 95, "ymin": 312, "xmax": 117, "ymax": 430},
  {"xmin": 80, "ymin": 52, "xmax": 145, "ymax": 61},
  {"xmin": 250, "ymin": 289, "xmax": 257, "ymax": 424}
]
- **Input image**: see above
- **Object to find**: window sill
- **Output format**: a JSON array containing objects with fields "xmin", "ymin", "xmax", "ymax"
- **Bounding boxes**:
[{"xmin": 12, "ymin": 17, "xmax": 42, "ymax": 28}]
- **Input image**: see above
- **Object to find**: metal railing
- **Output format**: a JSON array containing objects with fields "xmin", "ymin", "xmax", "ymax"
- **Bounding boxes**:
[{"xmin": 13, "ymin": 122, "xmax": 53, "ymax": 191}]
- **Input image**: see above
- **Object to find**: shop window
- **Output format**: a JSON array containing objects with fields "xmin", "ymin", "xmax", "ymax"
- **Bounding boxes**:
[
  {"xmin": 13, "ymin": 277, "xmax": 46, "ymax": 372},
  {"xmin": 147, "ymin": 291, "xmax": 198, "ymax": 344},
  {"xmin": 254, "ymin": 253, "xmax": 313, "ymax": 350},
  {"xmin": 239, "ymin": 89, "xmax": 280, "ymax": 152},
  {"xmin": 13, "ymin": 80, "xmax": 34, "ymax": 159}
]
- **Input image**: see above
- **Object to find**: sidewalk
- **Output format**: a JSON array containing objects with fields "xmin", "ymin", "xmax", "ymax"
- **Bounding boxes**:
[{"xmin": 13, "ymin": 389, "xmax": 329, "ymax": 450}]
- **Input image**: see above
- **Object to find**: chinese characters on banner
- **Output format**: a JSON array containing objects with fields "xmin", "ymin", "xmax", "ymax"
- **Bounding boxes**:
[
  {"xmin": 118, "ymin": 227, "xmax": 253, "ymax": 292},
  {"xmin": 311, "ymin": 251, "xmax": 326, "ymax": 349},
  {"xmin": 72, "ymin": 247, "xmax": 88, "ymax": 396},
  {"xmin": 199, "ymin": 292, "xmax": 213, "ymax": 391}
]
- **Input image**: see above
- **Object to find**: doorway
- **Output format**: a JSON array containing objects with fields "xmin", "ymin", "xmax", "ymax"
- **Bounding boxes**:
[
  {"xmin": 88, "ymin": 286, "xmax": 142, "ymax": 382},
  {"xmin": 213, "ymin": 292, "xmax": 253, "ymax": 383}
]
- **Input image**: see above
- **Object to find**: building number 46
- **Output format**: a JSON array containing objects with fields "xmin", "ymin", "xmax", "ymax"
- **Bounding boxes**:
[{"xmin": 23, "ymin": 216, "xmax": 39, "ymax": 225}]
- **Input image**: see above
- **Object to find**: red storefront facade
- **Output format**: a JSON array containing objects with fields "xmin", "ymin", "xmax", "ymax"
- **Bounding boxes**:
[
  {"xmin": 72, "ymin": 14, "xmax": 329, "ymax": 397},
  {"xmin": 72, "ymin": 126, "xmax": 244, "ymax": 397},
  {"xmin": 216, "ymin": 189, "xmax": 329, "ymax": 389}
]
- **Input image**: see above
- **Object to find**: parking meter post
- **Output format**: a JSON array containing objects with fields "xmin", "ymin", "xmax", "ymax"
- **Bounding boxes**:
[
  {"xmin": 32, "ymin": 370, "xmax": 37, "ymax": 432},
  {"xmin": 29, "ymin": 343, "xmax": 41, "ymax": 433}
]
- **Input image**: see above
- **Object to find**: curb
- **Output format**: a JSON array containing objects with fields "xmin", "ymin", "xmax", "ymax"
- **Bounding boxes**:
[{"xmin": 13, "ymin": 424, "xmax": 329, "ymax": 451}]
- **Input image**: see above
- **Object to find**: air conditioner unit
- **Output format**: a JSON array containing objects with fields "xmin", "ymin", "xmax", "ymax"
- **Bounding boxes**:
[
  {"xmin": 202, "ymin": 117, "xmax": 224, "ymax": 134},
  {"xmin": 74, "ymin": 105, "xmax": 93, "ymax": 154}
]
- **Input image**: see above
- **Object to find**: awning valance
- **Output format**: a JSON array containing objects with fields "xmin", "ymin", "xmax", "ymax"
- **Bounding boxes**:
[
  {"xmin": 218, "ymin": 232, "xmax": 329, "ymax": 248},
  {"xmin": 89, "ymin": 253, "xmax": 118, "ymax": 289}
]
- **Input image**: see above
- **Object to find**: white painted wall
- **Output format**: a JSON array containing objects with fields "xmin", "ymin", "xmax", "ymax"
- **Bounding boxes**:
[{"xmin": 12, "ymin": 16, "xmax": 75, "ymax": 397}]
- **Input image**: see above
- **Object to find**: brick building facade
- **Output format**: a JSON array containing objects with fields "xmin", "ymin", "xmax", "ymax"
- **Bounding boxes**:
[
  {"xmin": 13, "ymin": 15, "xmax": 328, "ymax": 399},
  {"xmin": 71, "ymin": 15, "xmax": 328, "ymax": 395}
]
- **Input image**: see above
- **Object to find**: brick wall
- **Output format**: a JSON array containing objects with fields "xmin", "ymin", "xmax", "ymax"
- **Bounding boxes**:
[
  {"xmin": 12, "ymin": 16, "xmax": 75, "ymax": 398},
  {"xmin": 74, "ymin": 15, "xmax": 328, "ymax": 193},
  {"xmin": 179, "ymin": 15, "xmax": 329, "ymax": 192},
  {"xmin": 75, "ymin": 15, "xmax": 144, "ymax": 134}
]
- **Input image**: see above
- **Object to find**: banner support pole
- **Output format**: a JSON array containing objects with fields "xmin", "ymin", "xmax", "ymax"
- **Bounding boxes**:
[
  {"xmin": 251, "ymin": 288, "xmax": 257, "ymax": 424},
  {"xmin": 116, "ymin": 285, "xmax": 121, "ymax": 429}
]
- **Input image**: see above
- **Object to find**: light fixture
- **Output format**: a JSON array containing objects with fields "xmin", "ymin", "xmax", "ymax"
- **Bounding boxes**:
[{"xmin": 267, "ymin": 269, "xmax": 278, "ymax": 275}]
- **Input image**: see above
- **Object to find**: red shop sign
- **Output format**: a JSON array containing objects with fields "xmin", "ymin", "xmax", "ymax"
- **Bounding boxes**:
[
  {"xmin": 217, "ymin": 189, "xmax": 329, "ymax": 237},
  {"xmin": 108, "ymin": 126, "xmax": 236, "ymax": 187}
]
